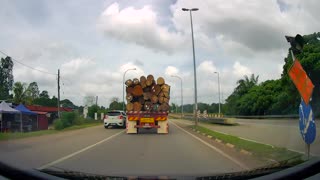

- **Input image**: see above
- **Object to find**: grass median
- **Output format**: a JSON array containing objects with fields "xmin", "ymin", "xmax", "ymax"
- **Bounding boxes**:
[
  {"xmin": 190, "ymin": 125, "xmax": 304, "ymax": 163},
  {"xmin": 0, "ymin": 121, "xmax": 102, "ymax": 141}
]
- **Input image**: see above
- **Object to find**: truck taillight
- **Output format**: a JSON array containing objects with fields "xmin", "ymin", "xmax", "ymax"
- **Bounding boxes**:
[{"xmin": 118, "ymin": 115, "xmax": 123, "ymax": 119}]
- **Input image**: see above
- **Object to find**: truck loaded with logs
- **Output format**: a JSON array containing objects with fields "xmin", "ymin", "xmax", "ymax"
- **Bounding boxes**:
[{"xmin": 125, "ymin": 75, "xmax": 170, "ymax": 134}]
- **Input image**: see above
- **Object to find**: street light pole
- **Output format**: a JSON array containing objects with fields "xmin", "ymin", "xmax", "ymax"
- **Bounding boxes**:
[
  {"xmin": 182, "ymin": 7, "xmax": 199, "ymax": 126},
  {"xmin": 123, "ymin": 68, "xmax": 136, "ymax": 111},
  {"xmin": 171, "ymin": 75, "xmax": 183, "ymax": 119},
  {"xmin": 214, "ymin": 72, "xmax": 221, "ymax": 116}
]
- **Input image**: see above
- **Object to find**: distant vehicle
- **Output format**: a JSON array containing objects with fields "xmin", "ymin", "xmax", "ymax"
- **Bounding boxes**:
[{"xmin": 104, "ymin": 110, "xmax": 126, "ymax": 128}]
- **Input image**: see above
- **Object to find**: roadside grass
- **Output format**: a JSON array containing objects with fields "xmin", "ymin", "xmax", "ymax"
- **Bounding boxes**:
[
  {"xmin": 168, "ymin": 114, "xmax": 180, "ymax": 119},
  {"xmin": 191, "ymin": 125, "xmax": 304, "ymax": 163},
  {"xmin": 63, "ymin": 121, "xmax": 102, "ymax": 131},
  {"xmin": 0, "ymin": 121, "xmax": 102, "ymax": 141}
]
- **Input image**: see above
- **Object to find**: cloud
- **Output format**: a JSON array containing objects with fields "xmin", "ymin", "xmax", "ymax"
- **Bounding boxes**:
[
  {"xmin": 197, "ymin": 60, "xmax": 217, "ymax": 75},
  {"xmin": 232, "ymin": 61, "xmax": 252, "ymax": 78},
  {"xmin": 61, "ymin": 58, "xmax": 96, "ymax": 77},
  {"xmin": 97, "ymin": 2, "xmax": 185, "ymax": 54},
  {"xmin": 134, "ymin": 59, "xmax": 144, "ymax": 66},
  {"xmin": 172, "ymin": 0, "xmax": 320, "ymax": 57},
  {"xmin": 165, "ymin": 66, "xmax": 179, "ymax": 76},
  {"xmin": 3, "ymin": 0, "xmax": 320, "ymax": 107},
  {"xmin": 13, "ymin": 66, "xmax": 57, "ymax": 96}
]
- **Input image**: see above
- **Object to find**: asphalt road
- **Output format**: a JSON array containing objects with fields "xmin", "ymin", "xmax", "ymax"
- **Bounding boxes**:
[
  {"xmin": 0, "ymin": 121, "xmax": 246, "ymax": 177},
  {"xmin": 177, "ymin": 118, "xmax": 320, "ymax": 156}
]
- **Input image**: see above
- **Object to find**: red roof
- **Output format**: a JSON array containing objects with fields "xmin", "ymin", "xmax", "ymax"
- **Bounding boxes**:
[
  {"xmin": 26, "ymin": 105, "xmax": 72, "ymax": 113},
  {"xmin": 33, "ymin": 111, "xmax": 48, "ymax": 115}
]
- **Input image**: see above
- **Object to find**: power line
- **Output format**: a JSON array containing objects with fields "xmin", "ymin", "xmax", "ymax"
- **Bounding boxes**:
[{"xmin": 0, "ymin": 50, "xmax": 57, "ymax": 76}]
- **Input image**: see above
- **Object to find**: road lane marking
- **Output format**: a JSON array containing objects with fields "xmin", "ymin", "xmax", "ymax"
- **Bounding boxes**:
[
  {"xmin": 37, "ymin": 130, "xmax": 125, "ymax": 170},
  {"xmin": 170, "ymin": 121, "xmax": 249, "ymax": 170}
]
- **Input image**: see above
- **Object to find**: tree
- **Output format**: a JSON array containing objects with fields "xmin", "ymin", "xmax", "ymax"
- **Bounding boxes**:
[
  {"xmin": 33, "ymin": 95, "xmax": 57, "ymax": 107},
  {"xmin": 108, "ymin": 97, "xmax": 123, "ymax": 110},
  {"xmin": 111, "ymin": 97, "xmax": 119, "ymax": 103},
  {"xmin": 60, "ymin": 99, "xmax": 77, "ymax": 108},
  {"xmin": 0, "ymin": 56, "xmax": 14, "ymax": 100},
  {"xmin": 235, "ymin": 74, "xmax": 259, "ymax": 96},
  {"xmin": 109, "ymin": 101, "xmax": 123, "ymax": 110},
  {"xmin": 13, "ymin": 82, "xmax": 28, "ymax": 104},
  {"xmin": 225, "ymin": 74, "xmax": 259, "ymax": 115},
  {"xmin": 39, "ymin": 90, "xmax": 49, "ymax": 99},
  {"xmin": 26, "ymin": 82, "xmax": 39, "ymax": 101},
  {"xmin": 171, "ymin": 103, "xmax": 178, "ymax": 113},
  {"xmin": 88, "ymin": 105, "xmax": 99, "ymax": 118}
]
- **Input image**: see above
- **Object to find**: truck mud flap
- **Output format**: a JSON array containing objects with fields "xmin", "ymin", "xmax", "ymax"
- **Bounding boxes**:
[
  {"xmin": 157, "ymin": 120, "xmax": 168, "ymax": 134},
  {"xmin": 126, "ymin": 120, "xmax": 138, "ymax": 134}
]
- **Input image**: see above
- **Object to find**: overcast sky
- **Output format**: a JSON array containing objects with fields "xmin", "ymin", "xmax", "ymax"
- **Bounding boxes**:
[{"xmin": 0, "ymin": 0, "xmax": 319, "ymax": 107}]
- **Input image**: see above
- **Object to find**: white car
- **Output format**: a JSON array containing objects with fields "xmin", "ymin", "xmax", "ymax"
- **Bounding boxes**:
[{"xmin": 104, "ymin": 110, "xmax": 126, "ymax": 128}]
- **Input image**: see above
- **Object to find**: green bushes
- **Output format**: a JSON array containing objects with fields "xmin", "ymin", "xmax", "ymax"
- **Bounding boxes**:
[
  {"xmin": 54, "ymin": 111, "xmax": 103, "ymax": 130},
  {"xmin": 53, "ymin": 120, "xmax": 64, "ymax": 130},
  {"xmin": 54, "ymin": 112, "xmax": 84, "ymax": 130}
]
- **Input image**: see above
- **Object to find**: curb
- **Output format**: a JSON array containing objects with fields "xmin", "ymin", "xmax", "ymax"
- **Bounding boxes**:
[
  {"xmin": 190, "ymin": 128, "xmax": 253, "ymax": 157},
  {"xmin": 226, "ymin": 143, "xmax": 235, "ymax": 148},
  {"xmin": 240, "ymin": 149, "xmax": 252, "ymax": 155}
]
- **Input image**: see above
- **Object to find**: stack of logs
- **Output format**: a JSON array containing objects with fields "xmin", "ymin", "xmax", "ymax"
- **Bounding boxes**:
[{"xmin": 125, "ymin": 75, "xmax": 170, "ymax": 112}]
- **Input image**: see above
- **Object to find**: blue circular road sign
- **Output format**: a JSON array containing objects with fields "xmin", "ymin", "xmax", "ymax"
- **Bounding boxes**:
[{"xmin": 299, "ymin": 100, "xmax": 316, "ymax": 144}]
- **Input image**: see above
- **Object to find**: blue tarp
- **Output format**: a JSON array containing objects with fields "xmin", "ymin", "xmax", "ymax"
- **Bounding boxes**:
[{"xmin": 15, "ymin": 104, "xmax": 36, "ymax": 115}]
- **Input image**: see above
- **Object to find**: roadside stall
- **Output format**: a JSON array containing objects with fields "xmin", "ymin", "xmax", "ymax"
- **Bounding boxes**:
[
  {"xmin": 15, "ymin": 104, "xmax": 37, "ymax": 132},
  {"xmin": 34, "ymin": 111, "xmax": 49, "ymax": 130},
  {"xmin": 0, "ymin": 101, "xmax": 22, "ymax": 132}
]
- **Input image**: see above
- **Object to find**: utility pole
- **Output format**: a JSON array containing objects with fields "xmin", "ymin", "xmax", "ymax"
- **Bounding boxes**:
[
  {"xmin": 96, "ymin": 96, "xmax": 98, "ymax": 106},
  {"xmin": 57, "ymin": 69, "xmax": 60, "ymax": 119}
]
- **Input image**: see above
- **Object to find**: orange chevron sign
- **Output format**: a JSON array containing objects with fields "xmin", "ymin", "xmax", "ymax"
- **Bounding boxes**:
[{"xmin": 289, "ymin": 59, "xmax": 314, "ymax": 105}]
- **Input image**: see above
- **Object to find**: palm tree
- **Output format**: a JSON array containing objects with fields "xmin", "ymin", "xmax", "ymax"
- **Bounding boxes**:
[
  {"xmin": 235, "ymin": 74, "xmax": 259, "ymax": 96},
  {"xmin": 13, "ymin": 82, "xmax": 29, "ymax": 104}
]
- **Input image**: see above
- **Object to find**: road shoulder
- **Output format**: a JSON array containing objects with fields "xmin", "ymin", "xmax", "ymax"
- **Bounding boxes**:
[{"xmin": 170, "ymin": 120, "xmax": 267, "ymax": 169}]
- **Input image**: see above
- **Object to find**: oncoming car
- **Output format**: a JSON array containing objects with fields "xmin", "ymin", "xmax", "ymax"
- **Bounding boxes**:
[{"xmin": 104, "ymin": 110, "xmax": 126, "ymax": 128}]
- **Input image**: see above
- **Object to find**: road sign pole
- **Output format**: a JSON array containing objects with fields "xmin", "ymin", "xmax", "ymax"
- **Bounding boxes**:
[
  {"xmin": 306, "ymin": 144, "xmax": 310, "ymax": 160},
  {"xmin": 290, "ymin": 50, "xmax": 295, "ymax": 61}
]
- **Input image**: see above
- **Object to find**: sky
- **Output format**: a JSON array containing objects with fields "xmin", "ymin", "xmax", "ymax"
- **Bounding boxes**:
[{"xmin": 0, "ymin": 0, "xmax": 320, "ymax": 107}]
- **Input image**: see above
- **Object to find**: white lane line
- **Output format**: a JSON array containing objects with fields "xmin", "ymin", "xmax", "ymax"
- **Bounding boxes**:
[
  {"xmin": 37, "ymin": 130, "xmax": 125, "ymax": 170},
  {"xmin": 170, "ymin": 121, "xmax": 249, "ymax": 170}
]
